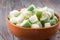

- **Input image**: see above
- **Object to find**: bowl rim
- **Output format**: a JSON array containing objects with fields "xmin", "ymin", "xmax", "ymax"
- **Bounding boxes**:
[{"xmin": 6, "ymin": 12, "xmax": 60, "ymax": 30}]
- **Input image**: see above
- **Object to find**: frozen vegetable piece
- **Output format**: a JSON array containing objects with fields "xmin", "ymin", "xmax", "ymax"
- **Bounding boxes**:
[
  {"xmin": 35, "ymin": 21, "xmax": 42, "ymax": 27},
  {"xmin": 20, "ymin": 20, "xmax": 31, "ymax": 28},
  {"xmin": 47, "ymin": 8, "xmax": 54, "ymax": 15},
  {"xmin": 16, "ymin": 13, "xmax": 26, "ymax": 23},
  {"xmin": 24, "ymin": 11, "xmax": 33, "ymax": 19},
  {"xmin": 17, "ymin": 10, "xmax": 32, "ymax": 23},
  {"xmin": 35, "ymin": 9, "xmax": 42, "ymax": 20},
  {"xmin": 29, "ymin": 15, "xmax": 39, "ymax": 23},
  {"xmin": 10, "ymin": 17, "xmax": 17, "ymax": 24},
  {"xmin": 21, "ymin": 9, "xmax": 33, "ymax": 18},
  {"xmin": 31, "ymin": 24, "xmax": 40, "ymax": 28},
  {"xmin": 40, "ymin": 15, "xmax": 50, "ymax": 26},
  {"xmin": 8, "ymin": 10, "xmax": 20, "ymax": 20},
  {"xmin": 9, "ymin": 10, "xmax": 20, "ymax": 17},
  {"xmin": 47, "ymin": 8, "xmax": 54, "ymax": 19},
  {"xmin": 53, "ymin": 16, "xmax": 58, "ymax": 23},
  {"xmin": 50, "ymin": 16, "xmax": 58, "ymax": 26},
  {"xmin": 27, "ymin": 4, "xmax": 35, "ymax": 11},
  {"xmin": 45, "ymin": 22, "xmax": 51, "ymax": 27},
  {"xmin": 50, "ymin": 19, "xmax": 56, "ymax": 25},
  {"xmin": 42, "ymin": 7, "xmax": 54, "ymax": 19},
  {"xmin": 44, "ymin": 11, "xmax": 53, "ymax": 18}
]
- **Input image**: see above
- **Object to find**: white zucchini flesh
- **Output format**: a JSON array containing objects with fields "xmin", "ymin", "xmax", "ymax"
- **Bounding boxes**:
[
  {"xmin": 35, "ymin": 21, "xmax": 42, "ymax": 28},
  {"xmin": 31, "ymin": 24, "xmax": 40, "ymax": 28},
  {"xmin": 45, "ymin": 23, "xmax": 51, "ymax": 27},
  {"xmin": 20, "ymin": 20, "xmax": 31, "ymax": 28},
  {"xmin": 16, "ymin": 10, "xmax": 31, "ymax": 23},
  {"xmin": 35, "ymin": 9, "xmax": 42, "ymax": 20},
  {"xmin": 27, "ymin": 4, "xmax": 35, "ymax": 11},
  {"xmin": 10, "ymin": 17, "xmax": 17, "ymax": 24},
  {"xmin": 29, "ymin": 15, "xmax": 39, "ymax": 23},
  {"xmin": 9, "ymin": 10, "xmax": 20, "ymax": 17}
]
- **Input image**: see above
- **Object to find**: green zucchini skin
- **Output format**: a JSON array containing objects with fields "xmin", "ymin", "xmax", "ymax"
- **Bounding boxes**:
[
  {"xmin": 36, "ymin": 10, "xmax": 42, "ymax": 20},
  {"xmin": 40, "ymin": 15, "xmax": 50, "ymax": 26},
  {"xmin": 27, "ymin": 4, "xmax": 35, "ymax": 11},
  {"xmin": 50, "ymin": 16, "xmax": 58, "ymax": 26},
  {"xmin": 21, "ymin": 20, "xmax": 31, "ymax": 28}
]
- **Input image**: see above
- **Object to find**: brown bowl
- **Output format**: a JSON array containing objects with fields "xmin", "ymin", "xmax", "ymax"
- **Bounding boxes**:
[{"xmin": 6, "ymin": 13, "xmax": 60, "ymax": 40}]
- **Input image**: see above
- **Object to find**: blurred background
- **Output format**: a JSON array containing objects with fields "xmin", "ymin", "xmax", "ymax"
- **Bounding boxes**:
[{"xmin": 0, "ymin": 0, "xmax": 60, "ymax": 40}]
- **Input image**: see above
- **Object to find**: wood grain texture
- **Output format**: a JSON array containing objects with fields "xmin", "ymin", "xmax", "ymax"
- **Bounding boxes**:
[
  {"xmin": 0, "ymin": 0, "xmax": 60, "ymax": 40},
  {"xmin": 1, "ymin": 0, "xmax": 14, "ymax": 40}
]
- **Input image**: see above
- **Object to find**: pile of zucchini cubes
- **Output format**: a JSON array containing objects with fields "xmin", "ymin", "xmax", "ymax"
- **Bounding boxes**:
[{"xmin": 8, "ymin": 4, "xmax": 58, "ymax": 28}]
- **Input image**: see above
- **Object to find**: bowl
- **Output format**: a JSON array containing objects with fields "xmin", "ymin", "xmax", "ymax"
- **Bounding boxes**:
[{"xmin": 6, "ymin": 12, "xmax": 60, "ymax": 40}]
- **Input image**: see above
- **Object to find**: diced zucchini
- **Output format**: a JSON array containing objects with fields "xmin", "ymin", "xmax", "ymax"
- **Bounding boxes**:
[
  {"xmin": 53, "ymin": 16, "xmax": 58, "ymax": 23},
  {"xmin": 10, "ymin": 17, "xmax": 17, "ymax": 24},
  {"xmin": 50, "ymin": 19, "xmax": 56, "ymax": 25},
  {"xmin": 24, "ymin": 11, "xmax": 33, "ymax": 19},
  {"xmin": 47, "ymin": 8, "xmax": 54, "ymax": 19},
  {"xmin": 16, "ymin": 12, "xmax": 26, "ymax": 23},
  {"xmin": 45, "ymin": 22, "xmax": 51, "ymax": 27},
  {"xmin": 20, "ymin": 20, "xmax": 31, "ymax": 28},
  {"xmin": 29, "ymin": 15, "xmax": 38, "ymax": 24},
  {"xmin": 8, "ymin": 4, "xmax": 57, "ymax": 28},
  {"xmin": 17, "ymin": 10, "xmax": 33, "ymax": 23},
  {"xmin": 44, "ymin": 11, "xmax": 52, "ymax": 18},
  {"xmin": 35, "ymin": 9, "xmax": 42, "ymax": 20},
  {"xmin": 10, "ymin": 10, "xmax": 20, "ymax": 17},
  {"xmin": 40, "ymin": 15, "xmax": 50, "ymax": 26},
  {"xmin": 31, "ymin": 24, "xmax": 40, "ymax": 28},
  {"xmin": 27, "ymin": 4, "xmax": 35, "ymax": 11},
  {"xmin": 35, "ymin": 21, "xmax": 42, "ymax": 28},
  {"xmin": 17, "ymin": 10, "xmax": 30, "ymax": 23},
  {"xmin": 31, "ymin": 10, "xmax": 35, "ymax": 15},
  {"xmin": 50, "ymin": 16, "xmax": 58, "ymax": 26},
  {"xmin": 47, "ymin": 8, "xmax": 54, "ymax": 14}
]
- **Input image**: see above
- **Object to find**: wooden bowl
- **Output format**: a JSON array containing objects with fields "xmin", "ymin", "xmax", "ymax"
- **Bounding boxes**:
[{"xmin": 6, "ymin": 13, "xmax": 60, "ymax": 40}]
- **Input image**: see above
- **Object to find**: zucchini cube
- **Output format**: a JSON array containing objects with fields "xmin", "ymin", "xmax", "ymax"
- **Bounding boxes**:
[
  {"xmin": 17, "ymin": 10, "xmax": 31, "ymax": 23},
  {"xmin": 27, "ymin": 4, "xmax": 35, "ymax": 11},
  {"xmin": 20, "ymin": 20, "xmax": 31, "ymax": 28},
  {"xmin": 47, "ymin": 8, "xmax": 54, "ymax": 14},
  {"xmin": 24, "ymin": 11, "xmax": 33, "ymax": 19},
  {"xmin": 17, "ymin": 13, "xmax": 26, "ymax": 23},
  {"xmin": 50, "ymin": 19, "xmax": 56, "ymax": 25},
  {"xmin": 47, "ymin": 8, "xmax": 54, "ymax": 19},
  {"xmin": 53, "ymin": 16, "xmax": 58, "ymax": 23},
  {"xmin": 45, "ymin": 22, "xmax": 51, "ymax": 27},
  {"xmin": 35, "ymin": 21, "xmax": 42, "ymax": 28},
  {"xmin": 10, "ymin": 17, "xmax": 17, "ymax": 24},
  {"xmin": 40, "ymin": 15, "xmax": 50, "ymax": 26},
  {"xmin": 35, "ymin": 9, "xmax": 42, "ymax": 20},
  {"xmin": 9, "ymin": 10, "xmax": 20, "ymax": 17},
  {"xmin": 31, "ymin": 24, "xmax": 40, "ymax": 28},
  {"xmin": 29, "ymin": 15, "xmax": 39, "ymax": 24}
]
